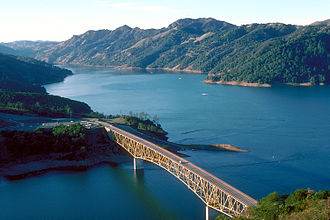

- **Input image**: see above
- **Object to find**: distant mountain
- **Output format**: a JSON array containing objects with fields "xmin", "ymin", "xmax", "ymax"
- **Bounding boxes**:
[
  {"xmin": 0, "ymin": 44, "xmax": 18, "ymax": 55},
  {"xmin": 0, "ymin": 53, "xmax": 72, "ymax": 93},
  {"xmin": 36, "ymin": 18, "xmax": 236, "ymax": 67},
  {"xmin": 30, "ymin": 18, "xmax": 329, "ymax": 85},
  {"xmin": 2, "ymin": 40, "xmax": 58, "ymax": 57},
  {"xmin": 310, "ymin": 19, "xmax": 330, "ymax": 26},
  {"xmin": 168, "ymin": 18, "xmax": 235, "ymax": 33}
]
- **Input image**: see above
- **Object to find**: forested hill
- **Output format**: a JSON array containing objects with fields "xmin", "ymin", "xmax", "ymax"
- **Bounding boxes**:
[
  {"xmin": 33, "ymin": 18, "xmax": 329, "ymax": 85},
  {"xmin": 207, "ymin": 24, "xmax": 330, "ymax": 85},
  {"xmin": 0, "ymin": 53, "xmax": 92, "ymax": 117},
  {"xmin": 0, "ymin": 53, "xmax": 72, "ymax": 93}
]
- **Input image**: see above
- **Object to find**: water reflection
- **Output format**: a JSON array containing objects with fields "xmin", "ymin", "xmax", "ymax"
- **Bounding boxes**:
[
  {"xmin": 134, "ymin": 169, "xmax": 144, "ymax": 185},
  {"xmin": 112, "ymin": 166, "xmax": 182, "ymax": 220}
]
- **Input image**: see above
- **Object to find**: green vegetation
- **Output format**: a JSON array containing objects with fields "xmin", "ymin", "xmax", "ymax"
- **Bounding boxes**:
[
  {"xmin": 121, "ymin": 114, "xmax": 168, "ymax": 140},
  {"xmin": 0, "ymin": 115, "xmax": 168, "ymax": 162},
  {"xmin": 0, "ymin": 53, "xmax": 92, "ymax": 117},
  {"xmin": 35, "ymin": 18, "xmax": 329, "ymax": 85},
  {"xmin": 0, "ymin": 90, "xmax": 92, "ymax": 117},
  {"xmin": 98, "ymin": 112, "xmax": 168, "ymax": 140},
  {"xmin": 0, "ymin": 123, "xmax": 87, "ymax": 161},
  {"xmin": 207, "ymin": 26, "xmax": 330, "ymax": 85},
  {"xmin": 216, "ymin": 189, "xmax": 330, "ymax": 220},
  {"xmin": 0, "ymin": 53, "xmax": 72, "ymax": 93}
]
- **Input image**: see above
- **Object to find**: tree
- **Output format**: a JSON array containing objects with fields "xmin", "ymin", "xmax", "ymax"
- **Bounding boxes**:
[
  {"xmin": 65, "ymin": 105, "xmax": 73, "ymax": 117},
  {"xmin": 152, "ymin": 115, "xmax": 159, "ymax": 124},
  {"xmin": 249, "ymin": 192, "xmax": 283, "ymax": 220}
]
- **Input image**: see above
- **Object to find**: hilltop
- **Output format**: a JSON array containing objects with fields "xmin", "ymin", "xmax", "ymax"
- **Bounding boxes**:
[
  {"xmin": 310, "ymin": 19, "xmax": 330, "ymax": 26},
  {"xmin": 35, "ymin": 18, "xmax": 235, "ymax": 68}
]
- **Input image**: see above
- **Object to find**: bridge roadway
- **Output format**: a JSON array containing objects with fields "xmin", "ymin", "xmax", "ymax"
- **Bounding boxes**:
[{"xmin": 99, "ymin": 121, "xmax": 258, "ymax": 217}]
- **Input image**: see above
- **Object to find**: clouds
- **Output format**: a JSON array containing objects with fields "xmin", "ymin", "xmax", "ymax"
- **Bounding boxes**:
[{"xmin": 94, "ymin": 0, "xmax": 181, "ymax": 14}]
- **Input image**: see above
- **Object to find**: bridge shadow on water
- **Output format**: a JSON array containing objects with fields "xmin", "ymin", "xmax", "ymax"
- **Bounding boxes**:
[{"xmin": 111, "ymin": 166, "xmax": 183, "ymax": 220}]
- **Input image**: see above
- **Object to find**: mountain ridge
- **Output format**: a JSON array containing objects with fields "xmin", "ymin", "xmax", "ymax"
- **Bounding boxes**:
[
  {"xmin": 35, "ymin": 18, "xmax": 237, "ymax": 66},
  {"xmin": 5, "ymin": 18, "xmax": 330, "ymax": 85}
]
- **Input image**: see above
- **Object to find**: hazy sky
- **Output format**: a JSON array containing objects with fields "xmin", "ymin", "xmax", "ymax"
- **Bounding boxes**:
[{"xmin": 1, "ymin": 0, "xmax": 329, "ymax": 42}]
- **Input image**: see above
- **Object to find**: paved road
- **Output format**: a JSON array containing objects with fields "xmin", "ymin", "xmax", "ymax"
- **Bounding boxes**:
[{"xmin": 100, "ymin": 121, "xmax": 258, "ymax": 208}]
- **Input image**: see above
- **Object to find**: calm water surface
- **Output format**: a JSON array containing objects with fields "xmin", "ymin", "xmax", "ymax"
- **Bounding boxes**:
[{"xmin": 1, "ymin": 66, "xmax": 329, "ymax": 219}]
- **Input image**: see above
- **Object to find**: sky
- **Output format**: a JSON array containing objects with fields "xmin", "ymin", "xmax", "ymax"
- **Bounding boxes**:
[{"xmin": 0, "ymin": 0, "xmax": 329, "ymax": 42}]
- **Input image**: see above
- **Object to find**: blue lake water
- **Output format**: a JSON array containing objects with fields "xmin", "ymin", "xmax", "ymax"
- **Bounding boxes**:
[{"xmin": 1, "ymin": 66, "xmax": 330, "ymax": 219}]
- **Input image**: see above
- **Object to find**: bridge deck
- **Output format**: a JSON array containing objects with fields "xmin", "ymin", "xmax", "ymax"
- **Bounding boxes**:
[{"xmin": 100, "ymin": 121, "xmax": 257, "ymax": 209}]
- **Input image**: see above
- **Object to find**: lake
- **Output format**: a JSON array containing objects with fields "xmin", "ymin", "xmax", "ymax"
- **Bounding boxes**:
[{"xmin": 1, "ymin": 66, "xmax": 329, "ymax": 219}]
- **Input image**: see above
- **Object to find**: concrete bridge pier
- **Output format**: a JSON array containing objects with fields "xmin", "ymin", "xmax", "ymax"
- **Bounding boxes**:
[
  {"xmin": 133, "ymin": 158, "xmax": 144, "ymax": 170},
  {"xmin": 205, "ymin": 206, "xmax": 209, "ymax": 220}
]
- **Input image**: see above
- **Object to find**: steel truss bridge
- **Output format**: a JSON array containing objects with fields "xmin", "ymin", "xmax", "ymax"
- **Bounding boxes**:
[{"xmin": 101, "ymin": 122, "xmax": 257, "ymax": 218}]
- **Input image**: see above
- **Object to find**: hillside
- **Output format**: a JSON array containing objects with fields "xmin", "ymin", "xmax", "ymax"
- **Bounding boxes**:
[
  {"xmin": 310, "ymin": 19, "xmax": 330, "ymax": 26},
  {"xmin": 0, "ymin": 44, "xmax": 18, "ymax": 55},
  {"xmin": 216, "ymin": 189, "xmax": 330, "ymax": 220},
  {"xmin": 33, "ymin": 18, "xmax": 329, "ymax": 85},
  {"xmin": 206, "ymin": 25, "xmax": 330, "ymax": 85},
  {"xmin": 0, "ymin": 90, "xmax": 91, "ymax": 117},
  {"xmin": 0, "ymin": 53, "xmax": 72, "ymax": 93},
  {"xmin": 0, "ymin": 53, "xmax": 92, "ymax": 117},
  {"xmin": 36, "ymin": 18, "xmax": 235, "ymax": 68},
  {"xmin": 1, "ymin": 40, "xmax": 58, "ymax": 57}
]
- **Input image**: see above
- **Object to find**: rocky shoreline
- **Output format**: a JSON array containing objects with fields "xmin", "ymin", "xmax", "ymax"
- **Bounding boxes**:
[
  {"xmin": 0, "ymin": 142, "xmax": 247, "ymax": 179},
  {"xmin": 56, "ymin": 63, "xmax": 204, "ymax": 74},
  {"xmin": 204, "ymin": 79, "xmax": 271, "ymax": 87},
  {"xmin": 0, "ymin": 155, "xmax": 129, "ymax": 180},
  {"xmin": 0, "ymin": 114, "xmax": 249, "ymax": 180},
  {"xmin": 285, "ymin": 82, "xmax": 325, "ymax": 86},
  {"xmin": 204, "ymin": 79, "xmax": 326, "ymax": 88},
  {"xmin": 57, "ymin": 64, "xmax": 327, "ymax": 88}
]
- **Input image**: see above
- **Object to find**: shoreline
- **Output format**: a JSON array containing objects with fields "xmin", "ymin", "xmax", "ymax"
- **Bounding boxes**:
[
  {"xmin": 0, "ymin": 156, "xmax": 129, "ymax": 180},
  {"xmin": 0, "ymin": 113, "xmax": 249, "ymax": 180},
  {"xmin": 204, "ymin": 79, "xmax": 271, "ymax": 87},
  {"xmin": 56, "ymin": 62, "xmax": 204, "ymax": 74},
  {"xmin": 56, "ymin": 63, "xmax": 327, "ymax": 88},
  {"xmin": 174, "ymin": 143, "xmax": 248, "ymax": 152},
  {"xmin": 145, "ymin": 66, "xmax": 203, "ymax": 74},
  {"xmin": 204, "ymin": 80, "xmax": 327, "ymax": 88},
  {"xmin": 285, "ymin": 82, "xmax": 325, "ymax": 86},
  {"xmin": 109, "ymin": 122, "xmax": 249, "ymax": 153},
  {"xmin": 0, "ymin": 142, "xmax": 247, "ymax": 179}
]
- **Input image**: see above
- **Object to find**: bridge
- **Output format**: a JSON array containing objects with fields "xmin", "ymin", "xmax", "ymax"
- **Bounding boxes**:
[{"xmin": 100, "ymin": 121, "xmax": 258, "ymax": 219}]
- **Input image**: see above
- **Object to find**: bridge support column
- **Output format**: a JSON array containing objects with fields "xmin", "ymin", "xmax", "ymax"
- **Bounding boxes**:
[
  {"xmin": 133, "ymin": 158, "xmax": 144, "ymax": 170},
  {"xmin": 205, "ymin": 206, "xmax": 209, "ymax": 220}
]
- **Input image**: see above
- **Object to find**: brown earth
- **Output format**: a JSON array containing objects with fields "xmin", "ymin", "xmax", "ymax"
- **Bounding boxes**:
[{"xmin": 204, "ymin": 79, "xmax": 271, "ymax": 87}]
